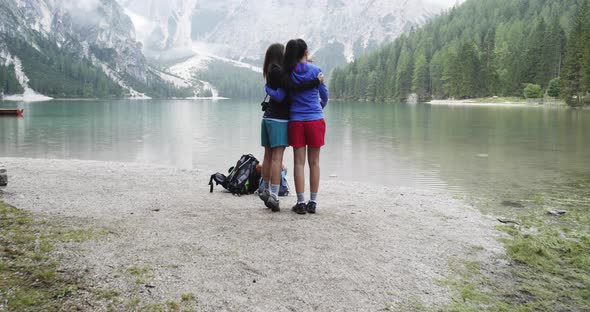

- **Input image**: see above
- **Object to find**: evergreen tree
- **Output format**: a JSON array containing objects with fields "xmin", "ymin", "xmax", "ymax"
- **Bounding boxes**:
[
  {"xmin": 430, "ymin": 51, "xmax": 445, "ymax": 99},
  {"xmin": 458, "ymin": 42, "xmax": 482, "ymax": 98},
  {"xmin": 329, "ymin": 0, "xmax": 580, "ymax": 103},
  {"xmin": 481, "ymin": 29, "xmax": 499, "ymax": 96},
  {"xmin": 525, "ymin": 18, "xmax": 547, "ymax": 86},
  {"xmin": 0, "ymin": 65, "xmax": 24, "ymax": 95},
  {"xmin": 581, "ymin": 2, "xmax": 590, "ymax": 102},
  {"xmin": 548, "ymin": 78, "xmax": 561, "ymax": 97},
  {"xmin": 411, "ymin": 53, "xmax": 430, "ymax": 100},
  {"xmin": 562, "ymin": 0, "xmax": 590, "ymax": 106},
  {"xmin": 395, "ymin": 45, "xmax": 414, "ymax": 100},
  {"xmin": 546, "ymin": 18, "xmax": 566, "ymax": 81}
]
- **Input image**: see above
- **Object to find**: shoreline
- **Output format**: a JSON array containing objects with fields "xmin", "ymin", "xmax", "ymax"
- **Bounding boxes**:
[
  {"xmin": 0, "ymin": 157, "xmax": 504, "ymax": 310},
  {"xmin": 427, "ymin": 100, "xmax": 529, "ymax": 107},
  {"xmin": 427, "ymin": 98, "xmax": 566, "ymax": 107},
  {"xmin": 0, "ymin": 96, "xmax": 230, "ymax": 102}
]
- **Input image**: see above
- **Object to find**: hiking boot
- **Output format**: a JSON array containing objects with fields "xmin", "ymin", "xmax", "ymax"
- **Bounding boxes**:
[
  {"xmin": 306, "ymin": 201, "xmax": 317, "ymax": 214},
  {"xmin": 259, "ymin": 190, "xmax": 270, "ymax": 207},
  {"xmin": 292, "ymin": 203, "xmax": 307, "ymax": 215},
  {"xmin": 267, "ymin": 196, "xmax": 280, "ymax": 212}
]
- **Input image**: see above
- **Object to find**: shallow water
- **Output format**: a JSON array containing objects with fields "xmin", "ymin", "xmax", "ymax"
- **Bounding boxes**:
[{"xmin": 1, "ymin": 99, "xmax": 589, "ymax": 209}]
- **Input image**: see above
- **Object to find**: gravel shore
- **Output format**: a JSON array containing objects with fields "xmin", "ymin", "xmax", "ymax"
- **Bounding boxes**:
[{"xmin": 0, "ymin": 158, "xmax": 504, "ymax": 311}]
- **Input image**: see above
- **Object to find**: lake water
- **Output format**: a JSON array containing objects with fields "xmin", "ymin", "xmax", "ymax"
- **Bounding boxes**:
[{"xmin": 1, "ymin": 99, "xmax": 589, "ymax": 211}]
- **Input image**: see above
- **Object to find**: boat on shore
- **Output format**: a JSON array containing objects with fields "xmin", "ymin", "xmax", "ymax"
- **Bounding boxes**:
[{"xmin": 0, "ymin": 109, "xmax": 24, "ymax": 117}]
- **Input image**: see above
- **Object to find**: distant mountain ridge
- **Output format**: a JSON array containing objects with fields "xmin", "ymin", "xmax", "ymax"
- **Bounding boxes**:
[
  {"xmin": 0, "ymin": 0, "xmax": 190, "ymax": 99},
  {"xmin": 0, "ymin": 0, "xmax": 454, "ymax": 99},
  {"xmin": 119, "ymin": 0, "xmax": 451, "ymax": 98},
  {"xmin": 122, "ymin": 0, "xmax": 445, "ymax": 64}
]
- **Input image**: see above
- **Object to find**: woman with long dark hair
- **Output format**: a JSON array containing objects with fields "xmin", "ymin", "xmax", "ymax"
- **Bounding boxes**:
[
  {"xmin": 259, "ymin": 43, "xmax": 322, "ymax": 212},
  {"xmin": 282, "ymin": 39, "xmax": 329, "ymax": 215}
]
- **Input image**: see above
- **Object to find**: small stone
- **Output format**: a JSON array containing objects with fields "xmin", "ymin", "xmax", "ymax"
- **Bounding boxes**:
[
  {"xmin": 548, "ymin": 210, "xmax": 567, "ymax": 216},
  {"xmin": 252, "ymin": 279, "xmax": 256, "ymax": 283}
]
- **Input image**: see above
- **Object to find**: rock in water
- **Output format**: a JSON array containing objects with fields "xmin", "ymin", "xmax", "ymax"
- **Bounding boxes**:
[
  {"xmin": 407, "ymin": 93, "xmax": 419, "ymax": 105},
  {"xmin": 0, "ymin": 165, "xmax": 7, "ymax": 187}
]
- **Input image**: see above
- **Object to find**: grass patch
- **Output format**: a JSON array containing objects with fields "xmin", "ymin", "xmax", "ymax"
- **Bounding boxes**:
[
  {"xmin": 126, "ymin": 265, "xmax": 154, "ymax": 285},
  {"xmin": 0, "ymin": 200, "xmax": 200, "ymax": 311},
  {"xmin": 181, "ymin": 292, "xmax": 196, "ymax": 302},
  {"xmin": 114, "ymin": 296, "xmax": 197, "ymax": 312},
  {"xmin": 443, "ymin": 175, "xmax": 590, "ymax": 311},
  {"xmin": 0, "ymin": 201, "xmax": 96, "ymax": 311},
  {"xmin": 95, "ymin": 288, "xmax": 120, "ymax": 301}
]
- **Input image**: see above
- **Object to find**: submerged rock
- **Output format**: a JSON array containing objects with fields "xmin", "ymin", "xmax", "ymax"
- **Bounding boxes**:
[
  {"xmin": 501, "ymin": 200, "xmax": 525, "ymax": 208},
  {"xmin": 0, "ymin": 165, "xmax": 7, "ymax": 187}
]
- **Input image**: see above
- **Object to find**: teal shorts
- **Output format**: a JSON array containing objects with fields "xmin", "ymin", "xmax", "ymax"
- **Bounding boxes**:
[{"xmin": 261, "ymin": 119, "xmax": 289, "ymax": 148}]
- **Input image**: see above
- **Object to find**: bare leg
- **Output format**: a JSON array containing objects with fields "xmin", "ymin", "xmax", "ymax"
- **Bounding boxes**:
[
  {"xmin": 293, "ymin": 147, "xmax": 307, "ymax": 195},
  {"xmin": 262, "ymin": 147, "xmax": 272, "ymax": 187},
  {"xmin": 270, "ymin": 147, "xmax": 286, "ymax": 186},
  {"xmin": 308, "ymin": 147, "xmax": 321, "ymax": 193}
]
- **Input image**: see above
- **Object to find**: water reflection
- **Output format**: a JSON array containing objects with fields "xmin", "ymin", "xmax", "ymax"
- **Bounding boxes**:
[{"xmin": 1, "ymin": 100, "xmax": 589, "ymax": 201}]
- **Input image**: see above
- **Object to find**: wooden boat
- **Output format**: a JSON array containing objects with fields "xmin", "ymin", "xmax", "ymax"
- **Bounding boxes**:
[{"xmin": 0, "ymin": 109, "xmax": 24, "ymax": 117}]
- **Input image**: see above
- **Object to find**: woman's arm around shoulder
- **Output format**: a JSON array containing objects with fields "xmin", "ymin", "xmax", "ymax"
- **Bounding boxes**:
[
  {"xmin": 282, "ymin": 74, "xmax": 321, "ymax": 92},
  {"xmin": 265, "ymin": 85, "xmax": 286, "ymax": 103}
]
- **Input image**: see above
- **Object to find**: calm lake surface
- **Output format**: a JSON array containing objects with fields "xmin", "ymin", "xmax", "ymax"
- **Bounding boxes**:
[{"xmin": 1, "ymin": 99, "xmax": 589, "ymax": 210}]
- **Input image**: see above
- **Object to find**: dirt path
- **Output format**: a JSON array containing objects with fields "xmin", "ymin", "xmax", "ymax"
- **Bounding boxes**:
[{"xmin": 0, "ymin": 158, "xmax": 504, "ymax": 311}]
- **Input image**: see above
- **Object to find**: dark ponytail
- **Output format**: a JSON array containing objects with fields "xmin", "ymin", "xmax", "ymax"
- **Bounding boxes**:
[
  {"xmin": 263, "ymin": 43, "xmax": 285, "ymax": 79},
  {"xmin": 283, "ymin": 38, "xmax": 309, "ymax": 73},
  {"xmin": 296, "ymin": 39, "xmax": 308, "ymax": 60},
  {"xmin": 283, "ymin": 39, "xmax": 300, "ymax": 73}
]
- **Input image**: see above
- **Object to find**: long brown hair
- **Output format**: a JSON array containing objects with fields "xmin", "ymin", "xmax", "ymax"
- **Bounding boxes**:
[{"xmin": 263, "ymin": 43, "xmax": 285, "ymax": 79}]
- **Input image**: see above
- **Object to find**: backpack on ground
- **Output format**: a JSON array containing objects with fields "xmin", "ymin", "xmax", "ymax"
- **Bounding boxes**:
[{"xmin": 209, "ymin": 154, "xmax": 261, "ymax": 195}]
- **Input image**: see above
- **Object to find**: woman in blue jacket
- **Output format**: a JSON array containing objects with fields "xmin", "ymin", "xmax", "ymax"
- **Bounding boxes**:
[
  {"xmin": 260, "ymin": 43, "xmax": 322, "ymax": 212},
  {"xmin": 281, "ymin": 39, "xmax": 329, "ymax": 215}
]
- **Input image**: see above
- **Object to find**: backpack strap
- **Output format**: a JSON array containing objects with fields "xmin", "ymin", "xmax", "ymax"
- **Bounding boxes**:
[
  {"xmin": 209, "ymin": 174, "xmax": 215, "ymax": 193},
  {"xmin": 209, "ymin": 173, "xmax": 228, "ymax": 193}
]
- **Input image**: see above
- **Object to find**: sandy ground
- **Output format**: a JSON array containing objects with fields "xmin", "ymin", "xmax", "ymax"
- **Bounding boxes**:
[{"xmin": 0, "ymin": 158, "xmax": 504, "ymax": 311}]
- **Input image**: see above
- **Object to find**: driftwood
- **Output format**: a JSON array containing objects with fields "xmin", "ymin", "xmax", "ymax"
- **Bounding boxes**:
[{"xmin": 497, "ymin": 218, "xmax": 520, "ymax": 225}]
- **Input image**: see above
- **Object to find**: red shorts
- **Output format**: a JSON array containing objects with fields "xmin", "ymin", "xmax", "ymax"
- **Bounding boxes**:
[{"xmin": 289, "ymin": 119, "xmax": 326, "ymax": 148}]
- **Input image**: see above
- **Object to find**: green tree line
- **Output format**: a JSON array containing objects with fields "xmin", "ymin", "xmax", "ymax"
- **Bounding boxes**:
[
  {"xmin": 330, "ymin": 0, "xmax": 590, "ymax": 106},
  {"xmin": 0, "ymin": 64, "xmax": 23, "ymax": 95},
  {"xmin": 195, "ymin": 61, "xmax": 264, "ymax": 99},
  {"xmin": 2, "ymin": 34, "xmax": 193, "ymax": 99},
  {"xmin": 4, "ymin": 34, "xmax": 124, "ymax": 98}
]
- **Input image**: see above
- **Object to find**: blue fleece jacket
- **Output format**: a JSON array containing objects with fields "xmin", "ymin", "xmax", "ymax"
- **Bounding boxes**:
[{"xmin": 288, "ymin": 62, "xmax": 329, "ymax": 121}]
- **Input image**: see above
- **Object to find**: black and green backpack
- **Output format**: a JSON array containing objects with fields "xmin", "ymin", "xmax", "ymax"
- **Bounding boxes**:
[{"xmin": 209, "ymin": 154, "xmax": 261, "ymax": 195}]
